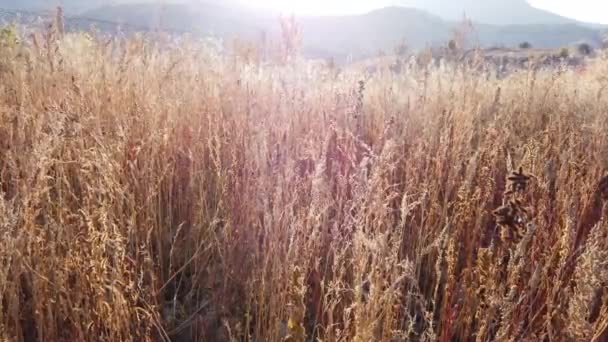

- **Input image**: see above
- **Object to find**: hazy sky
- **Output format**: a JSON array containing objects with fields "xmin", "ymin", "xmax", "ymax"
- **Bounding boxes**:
[
  {"xmin": 529, "ymin": 0, "xmax": 608, "ymax": 24},
  {"xmin": 254, "ymin": 0, "xmax": 608, "ymax": 24}
]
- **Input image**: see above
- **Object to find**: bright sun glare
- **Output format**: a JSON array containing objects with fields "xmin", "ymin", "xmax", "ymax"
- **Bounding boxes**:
[{"xmin": 261, "ymin": 0, "xmax": 379, "ymax": 15}]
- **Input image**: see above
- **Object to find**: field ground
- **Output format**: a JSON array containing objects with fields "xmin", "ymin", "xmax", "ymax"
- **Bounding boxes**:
[{"xmin": 1, "ymin": 26, "xmax": 608, "ymax": 341}]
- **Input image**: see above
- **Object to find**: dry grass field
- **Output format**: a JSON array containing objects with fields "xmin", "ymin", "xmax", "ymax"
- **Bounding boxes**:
[{"xmin": 1, "ymin": 17, "xmax": 608, "ymax": 341}]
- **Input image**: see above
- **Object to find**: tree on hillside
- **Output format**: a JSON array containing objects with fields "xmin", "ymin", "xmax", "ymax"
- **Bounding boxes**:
[
  {"xmin": 577, "ymin": 42, "xmax": 592, "ymax": 56},
  {"xmin": 519, "ymin": 41, "xmax": 532, "ymax": 49},
  {"xmin": 448, "ymin": 39, "xmax": 457, "ymax": 52}
]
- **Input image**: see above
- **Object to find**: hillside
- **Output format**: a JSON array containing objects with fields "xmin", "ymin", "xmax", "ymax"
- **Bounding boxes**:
[
  {"xmin": 475, "ymin": 23, "xmax": 602, "ymax": 48},
  {"xmin": 298, "ymin": 7, "xmax": 452, "ymax": 60},
  {"xmin": 0, "ymin": 0, "xmax": 184, "ymax": 14},
  {"xmin": 1, "ymin": 0, "xmax": 603, "ymax": 27},
  {"xmin": 0, "ymin": 0, "xmax": 105, "ymax": 13},
  {"xmin": 79, "ymin": 4, "xmax": 602, "ymax": 61},
  {"xmin": 0, "ymin": 2, "xmax": 601, "ymax": 61},
  {"xmin": 80, "ymin": 3, "xmax": 277, "ymax": 35}
]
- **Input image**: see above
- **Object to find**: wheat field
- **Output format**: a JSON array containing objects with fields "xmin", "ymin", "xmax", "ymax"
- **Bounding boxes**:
[{"xmin": 0, "ymin": 19, "xmax": 608, "ymax": 342}]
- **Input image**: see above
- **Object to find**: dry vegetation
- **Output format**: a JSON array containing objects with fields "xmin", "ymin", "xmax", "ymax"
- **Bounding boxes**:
[{"xmin": 1, "ymin": 13, "xmax": 608, "ymax": 342}]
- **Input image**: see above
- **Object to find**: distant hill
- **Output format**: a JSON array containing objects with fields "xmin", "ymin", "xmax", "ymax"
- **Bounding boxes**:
[
  {"xmin": 79, "ymin": 3, "xmax": 277, "ymax": 37},
  {"xmin": 0, "ymin": 2, "xmax": 601, "ymax": 62},
  {"xmin": 0, "ymin": 0, "xmax": 105, "ymax": 13},
  {"xmin": 1, "ymin": 0, "xmax": 603, "ymax": 27},
  {"xmin": 78, "ymin": 3, "xmax": 602, "ymax": 61},
  {"xmin": 0, "ymin": 0, "xmax": 177, "ymax": 14},
  {"xmin": 474, "ymin": 23, "xmax": 602, "ymax": 48},
  {"xmin": 400, "ymin": 0, "xmax": 577, "ymax": 25},
  {"xmin": 297, "ymin": 7, "xmax": 452, "ymax": 60}
]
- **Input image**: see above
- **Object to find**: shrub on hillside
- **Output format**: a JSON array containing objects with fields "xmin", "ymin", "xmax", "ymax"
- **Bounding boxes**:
[{"xmin": 578, "ymin": 42, "xmax": 593, "ymax": 55}]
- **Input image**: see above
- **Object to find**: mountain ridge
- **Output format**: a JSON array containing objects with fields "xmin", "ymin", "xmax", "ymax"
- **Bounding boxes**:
[
  {"xmin": 0, "ymin": 1, "xmax": 603, "ymax": 62},
  {"xmin": 0, "ymin": 0, "xmax": 604, "ymax": 26},
  {"xmin": 78, "ymin": 3, "xmax": 602, "ymax": 61},
  {"xmin": 399, "ymin": 0, "xmax": 578, "ymax": 25}
]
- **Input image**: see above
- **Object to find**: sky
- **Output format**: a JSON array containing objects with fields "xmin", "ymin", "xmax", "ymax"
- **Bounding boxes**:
[
  {"xmin": 244, "ymin": 0, "xmax": 608, "ymax": 24},
  {"xmin": 529, "ymin": 0, "xmax": 608, "ymax": 24}
]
